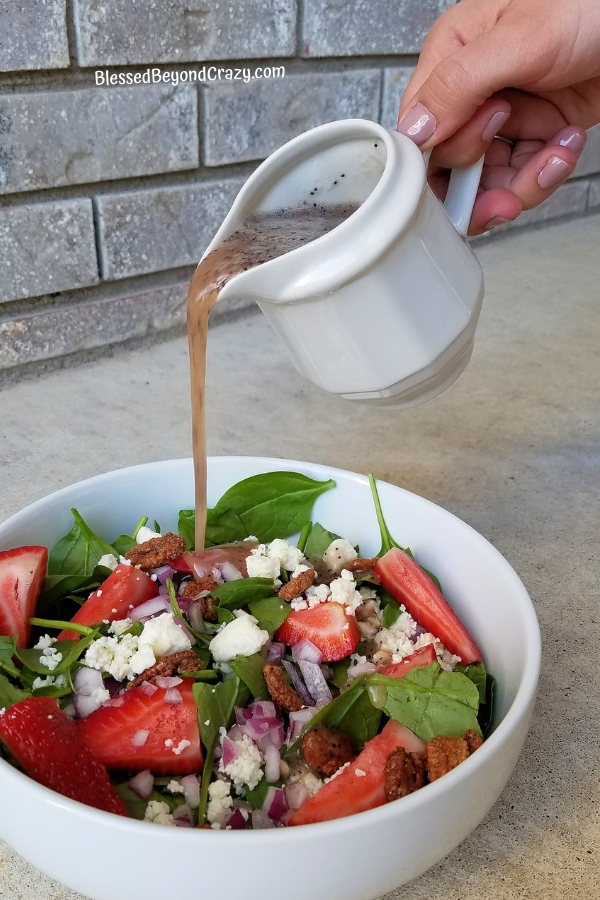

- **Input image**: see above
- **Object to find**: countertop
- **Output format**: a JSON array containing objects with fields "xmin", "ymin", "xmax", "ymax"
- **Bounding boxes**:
[{"xmin": 1, "ymin": 213, "xmax": 599, "ymax": 899}]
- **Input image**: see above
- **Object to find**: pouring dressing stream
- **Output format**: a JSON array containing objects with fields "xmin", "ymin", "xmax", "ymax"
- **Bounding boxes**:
[{"xmin": 186, "ymin": 120, "xmax": 484, "ymax": 549}]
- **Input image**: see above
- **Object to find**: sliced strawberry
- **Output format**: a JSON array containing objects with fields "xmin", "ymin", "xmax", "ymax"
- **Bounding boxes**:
[
  {"xmin": 374, "ymin": 548, "xmax": 482, "ymax": 664},
  {"xmin": 78, "ymin": 678, "xmax": 202, "ymax": 775},
  {"xmin": 0, "ymin": 697, "xmax": 127, "ymax": 816},
  {"xmin": 378, "ymin": 644, "xmax": 437, "ymax": 678},
  {"xmin": 183, "ymin": 540, "xmax": 259, "ymax": 579},
  {"xmin": 0, "ymin": 546, "xmax": 48, "ymax": 648},
  {"xmin": 274, "ymin": 601, "xmax": 361, "ymax": 662},
  {"xmin": 58, "ymin": 563, "xmax": 158, "ymax": 641},
  {"xmin": 170, "ymin": 555, "xmax": 193, "ymax": 574},
  {"xmin": 289, "ymin": 719, "xmax": 425, "ymax": 826}
]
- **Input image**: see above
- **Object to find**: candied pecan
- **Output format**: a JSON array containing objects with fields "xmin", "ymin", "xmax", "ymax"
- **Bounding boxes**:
[
  {"xmin": 384, "ymin": 746, "xmax": 426, "ymax": 801},
  {"xmin": 346, "ymin": 557, "xmax": 378, "ymax": 574},
  {"xmin": 278, "ymin": 567, "xmax": 316, "ymax": 602},
  {"xmin": 180, "ymin": 579, "xmax": 219, "ymax": 623},
  {"xmin": 127, "ymin": 649, "xmax": 201, "ymax": 690},
  {"xmin": 301, "ymin": 725, "xmax": 356, "ymax": 778},
  {"xmin": 263, "ymin": 663, "xmax": 303, "ymax": 713},
  {"xmin": 181, "ymin": 576, "xmax": 219, "ymax": 597},
  {"xmin": 426, "ymin": 735, "xmax": 469, "ymax": 782},
  {"xmin": 464, "ymin": 729, "xmax": 483, "ymax": 754},
  {"xmin": 125, "ymin": 532, "xmax": 186, "ymax": 571}
]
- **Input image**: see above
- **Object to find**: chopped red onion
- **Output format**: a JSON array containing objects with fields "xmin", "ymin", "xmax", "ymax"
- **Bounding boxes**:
[
  {"xmin": 155, "ymin": 676, "xmax": 183, "ymax": 689},
  {"xmin": 73, "ymin": 666, "xmax": 105, "ymax": 696},
  {"xmin": 158, "ymin": 583, "xmax": 169, "ymax": 595},
  {"xmin": 210, "ymin": 566, "xmax": 224, "ymax": 585},
  {"xmin": 286, "ymin": 707, "xmax": 317, "ymax": 745},
  {"xmin": 266, "ymin": 641, "xmax": 286, "ymax": 665},
  {"xmin": 173, "ymin": 804, "xmax": 194, "ymax": 827},
  {"xmin": 130, "ymin": 596, "xmax": 170, "ymax": 622},
  {"xmin": 263, "ymin": 786, "xmax": 288, "ymax": 821},
  {"xmin": 291, "ymin": 638, "xmax": 323, "ymax": 665},
  {"xmin": 264, "ymin": 744, "xmax": 281, "ymax": 783},
  {"xmin": 235, "ymin": 707, "xmax": 252, "ymax": 726},
  {"xmin": 138, "ymin": 680, "xmax": 158, "ymax": 697},
  {"xmin": 279, "ymin": 808, "xmax": 295, "ymax": 826},
  {"xmin": 251, "ymin": 809, "xmax": 275, "ymax": 829},
  {"xmin": 282, "ymin": 660, "xmax": 313, "ymax": 708},
  {"xmin": 188, "ymin": 602, "xmax": 206, "ymax": 633},
  {"xmin": 177, "ymin": 595, "xmax": 193, "ymax": 613},
  {"xmin": 128, "ymin": 769, "xmax": 153, "ymax": 800},
  {"xmin": 225, "ymin": 808, "xmax": 247, "ymax": 830},
  {"xmin": 180, "ymin": 774, "xmax": 200, "ymax": 810},
  {"xmin": 298, "ymin": 660, "xmax": 332, "ymax": 705},
  {"xmin": 164, "ymin": 688, "xmax": 183, "ymax": 705},
  {"xmin": 250, "ymin": 700, "xmax": 277, "ymax": 718},
  {"xmin": 103, "ymin": 696, "xmax": 125, "ymax": 708},
  {"xmin": 348, "ymin": 661, "xmax": 377, "ymax": 679},
  {"xmin": 153, "ymin": 565, "xmax": 174, "ymax": 584},
  {"xmin": 226, "ymin": 724, "xmax": 244, "ymax": 742},
  {"xmin": 217, "ymin": 561, "xmax": 244, "ymax": 582},
  {"xmin": 221, "ymin": 735, "xmax": 239, "ymax": 768},
  {"xmin": 410, "ymin": 626, "xmax": 428, "ymax": 644},
  {"xmin": 132, "ymin": 729, "xmax": 149, "ymax": 747},
  {"xmin": 284, "ymin": 781, "xmax": 310, "ymax": 811}
]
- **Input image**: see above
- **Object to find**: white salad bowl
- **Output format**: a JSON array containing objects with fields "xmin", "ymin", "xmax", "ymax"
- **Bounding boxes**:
[{"xmin": 0, "ymin": 457, "xmax": 541, "ymax": 900}]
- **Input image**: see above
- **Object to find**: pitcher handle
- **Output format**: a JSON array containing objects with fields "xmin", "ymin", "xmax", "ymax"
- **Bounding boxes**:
[{"xmin": 442, "ymin": 156, "xmax": 485, "ymax": 236}]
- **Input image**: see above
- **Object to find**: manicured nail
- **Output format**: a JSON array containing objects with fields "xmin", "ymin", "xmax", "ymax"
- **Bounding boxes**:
[
  {"xmin": 482, "ymin": 110, "xmax": 510, "ymax": 142},
  {"xmin": 397, "ymin": 103, "xmax": 437, "ymax": 146},
  {"xmin": 556, "ymin": 127, "xmax": 586, "ymax": 158},
  {"xmin": 538, "ymin": 156, "xmax": 573, "ymax": 189},
  {"xmin": 485, "ymin": 216, "xmax": 511, "ymax": 229}
]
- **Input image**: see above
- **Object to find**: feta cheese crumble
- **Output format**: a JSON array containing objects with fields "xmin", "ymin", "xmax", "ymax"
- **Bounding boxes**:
[
  {"xmin": 144, "ymin": 800, "xmax": 175, "ymax": 825},
  {"xmin": 322, "ymin": 539, "xmax": 357, "ymax": 575},
  {"xmin": 209, "ymin": 611, "xmax": 269, "ymax": 663},
  {"xmin": 38, "ymin": 646, "xmax": 63, "ymax": 671},
  {"xmin": 167, "ymin": 780, "xmax": 184, "ymax": 794},
  {"xmin": 245, "ymin": 544, "xmax": 282, "ymax": 585},
  {"xmin": 97, "ymin": 553, "xmax": 119, "ymax": 571},
  {"xmin": 137, "ymin": 612, "xmax": 192, "ymax": 659},
  {"xmin": 33, "ymin": 634, "xmax": 56, "ymax": 650},
  {"xmin": 136, "ymin": 525, "xmax": 162, "ymax": 544},
  {"xmin": 206, "ymin": 779, "xmax": 233, "ymax": 826},
  {"xmin": 266, "ymin": 538, "xmax": 307, "ymax": 572},
  {"xmin": 329, "ymin": 569, "xmax": 363, "ymax": 614},
  {"xmin": 218, "ymin": 732, "xmax": 263, "ymax": 789}
]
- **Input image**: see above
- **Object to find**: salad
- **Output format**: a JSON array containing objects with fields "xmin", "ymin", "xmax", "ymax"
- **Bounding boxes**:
[{"xmin": 0, "ymin": 472, "xmax": 494, "ymax": 829}]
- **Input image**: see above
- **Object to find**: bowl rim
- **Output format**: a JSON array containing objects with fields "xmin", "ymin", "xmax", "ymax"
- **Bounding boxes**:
[{"xmin": 0, "ymin": 455, "xmax": 542, "ymax": 842}]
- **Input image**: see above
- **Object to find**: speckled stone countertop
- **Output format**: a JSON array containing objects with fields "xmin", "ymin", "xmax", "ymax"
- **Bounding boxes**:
[{"xmin": 1, "ymin": 213, "xmax": 599, "ymax": 899}]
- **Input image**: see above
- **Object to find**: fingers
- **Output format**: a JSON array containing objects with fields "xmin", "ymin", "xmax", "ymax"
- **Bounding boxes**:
[
  {"xmin": 469, "ymin": 188, "xmax": 523, "ymax": 235},
  {"xmin": 397, "ymin": 19, "xmax": 546, "ymax": 150},
  {"xmin": 428, "ymin": 98, "xmax": 512, "ymax": 169}
]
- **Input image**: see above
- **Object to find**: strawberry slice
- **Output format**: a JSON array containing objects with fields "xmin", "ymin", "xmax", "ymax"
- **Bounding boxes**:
[
  {"xmin": 374, "ymin": 548, "xmax": 482, "ymax": 664},
  {"xmin": 289, "ymin": 719, "xmax": 425, "ymax": 826},
  {"xmin": 378, "ymin": 644, "xmax": 437, "ymax": 678},
  {"xmin": 274, "ymin": 601, "xmax": 361, "ymax": 662},
  {"xmin": 0, "ymin": 546, "xmax": 48, "ymax": 648},
  {"xmin": 78, "ymin": 678, "xmax": 202, "ymax": 775},
  {"xmin": 0, "ymin": 697, "xmax": 128, "ymax": 816},
  {"xmin": 58, "ymin": 563, "xmax": 158, "ymax": 641}
]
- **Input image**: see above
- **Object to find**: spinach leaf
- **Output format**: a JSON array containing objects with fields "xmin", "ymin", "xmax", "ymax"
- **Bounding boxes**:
[
  {"xmin": 368, "ymin": 664, "xmax": 481, "ymax": 743},
  {"xmin": 286, "ymin": 675, "xmax": 371, "ymax": 754},
  {"xmin": 179, "ymin": 669, "xmax": 218, "ymax": 683},
  {"xmin": 455, "ymin": 661, "xmax": 487, "ymax": 704},
  {"xmin": 230, "ymin": 652, "xmax": 268, "ymax": 699},
  {"xmin": 211, "ymin": 577, "xmax": 276, "ymax": 610},
  {"xmin": 478, "ymin": 672, "xmax": 495, "ymax": 737},
  {"xmin": 247, "ymin": 596, "xmax": 290, "ymax": 635},
  {"xmin": 47, "ymin": 509, "xmax": 116, "ymax": 577},
  {"xmin": 178, "ymin": 509, "xmax": 196, "ymax": 551},
  {"xmin": 0, "ymin": 672, "xmax": 30, "ymax": 710},
  {"xmin": 0, "ymin": 637, "xmax": 19, "ymax": 679},
  {"xmin": 15, "ymin": 635, "xmax": 95, "ymax": 676},
  {"xmin": 205, "ymin": 507, "xmax": 247, "ymax": 547},
  {"xmin": 329, "ymin": 658, "xmax": 351, "ymax": 690},
  {"xmin": 303, "ymin": 522, "xmax": 342, "ymax": 564},
  {"xmin": 193, "ymin": 676, "xmax": 242, "ymax": 824},
  {"xmin": 112, "ymin": 535, "xmax": 135, "ymax": 556},
  {"xmin": 244, "ymin": 777, "xmax": 270, "ymax": 810},
  {"xmin": 115, "ymin": 784, "xmax": 168, "ymax": 820},
  {"xmin": 380, "ymin": 589, "xmax": 401, "ymax": 628},
  {"xmin": 216, "ymin": 608, "xmax": 235, "ymax": 625},
  {"xmin": 212, "ymin": 472, "xmax": 335, "ymax": 544},
  {"xmin": 336, "ymin": 689, "xmax": 382, "ymax": 747},
  {"xmin": 296, "ymin": 521, "xmax": 311, "ymax": 554}
]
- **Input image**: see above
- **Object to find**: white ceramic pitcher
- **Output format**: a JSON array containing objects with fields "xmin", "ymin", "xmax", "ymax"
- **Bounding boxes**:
[{"xmin": 203, "ymin": 118, "xmax": 484, "ymax": 408}]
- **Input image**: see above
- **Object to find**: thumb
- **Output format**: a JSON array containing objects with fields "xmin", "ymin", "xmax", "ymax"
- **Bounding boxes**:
[{"xmin": 397, "ymin": 23, "xmax": 538, "ymax": 148}]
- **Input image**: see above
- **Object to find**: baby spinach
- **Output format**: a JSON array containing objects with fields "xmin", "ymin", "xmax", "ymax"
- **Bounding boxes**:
[
  {"xmin": 0, "ymin": 672, "xmax": 30, "ymax": 710},
  {"xmin": 15, "ymin": 634, "xmax": 95, "ymax": 676},
  {"xmin": 368, "ymin": 663, "xmax": 482, "ymax": 743},
  {"xmin": 211, "ymin": 577, "xmax": 276, "ymax": 609},
  {"xmin": 379, "ymin": 589, "xmax": 401, "ymax": 628},
  {"xmin": 230, "ymin": 652, "xmax": 268, "ymax": 699},
  {"xmin": 286, "ymin": 674, "xmax": 372, "ymax": 754},
  {"xmin": 0, "ymin": 637, "xmax": 19, "ymax": 679},
  {"xmin": 216, "ymin": 608, "xmax": 235, "ymax": 625},
  {"xmin": 247, "ymin": 596, "xmax": 290, "ymax": 634},
  {"xmin": 211, "ymin": 472, "xmax": 336, "ymax": 544},
  {"xmin": 303, "ymin": 522, "xmax": 342, "ymax": 564},
  {"xmin": 455, "ymin": 661, "xmax": 487, "ymax": 704},
  {"xmin": 336, "ymin": 689, "xmax": 382, "ymax": 747},
  {"xmin": 244, "ymin": 776, "xmax": 271, "ymax": 809},
  {"xmin": 178, "ymin": 509, "xmax": 196, "ymax": 551},
  {"xmin": 193, "ymin": 676, "xmax": 246, "ymax": 824}
]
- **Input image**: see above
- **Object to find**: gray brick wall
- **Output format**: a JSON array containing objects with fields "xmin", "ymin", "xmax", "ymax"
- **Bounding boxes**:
[{"xmin": 0, "ymin": 0, "xmax": 599, "ymax": 375}]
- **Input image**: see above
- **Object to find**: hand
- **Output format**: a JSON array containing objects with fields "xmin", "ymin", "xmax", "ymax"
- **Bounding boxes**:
[{"xmin": 397, "ymin": 0, "xmax": 600, "ymax": 234}]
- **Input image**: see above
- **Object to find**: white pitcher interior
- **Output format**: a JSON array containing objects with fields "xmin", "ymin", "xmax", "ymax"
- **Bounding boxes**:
[{"xmin": 202, "ymin": 119, "xmax": 484, "ymax": 408}]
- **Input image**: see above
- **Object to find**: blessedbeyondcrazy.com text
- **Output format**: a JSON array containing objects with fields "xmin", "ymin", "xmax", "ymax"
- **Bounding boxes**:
[{"xmin": 95, "ymin": 65, "xmax": 286, "ymax": 87}]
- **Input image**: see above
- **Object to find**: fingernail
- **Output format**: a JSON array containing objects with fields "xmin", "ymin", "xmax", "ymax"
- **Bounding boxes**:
[
  {"xmin": 482, "ymin": 110, "xmax": 510, "ymax": 142},
  {"xmin": 397, "ymin": 103, "xmax": 437, "ymax": 146},
  {"xmin": 485, "ymin": 216, "xmax": 511, "ymax": 229},
  {"xmin": 556, "ymin": 127, "xmax": 586, "ymax": 158},
  {"xmin": 538, "ymin": 155, "xmax": 573, "ymax": 189}
]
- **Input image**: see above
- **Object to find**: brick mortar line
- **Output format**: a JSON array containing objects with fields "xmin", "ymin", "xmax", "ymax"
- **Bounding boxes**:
[
  {"xmin": 0, "ymin": 54, "xmax": 419, "ymax": 91},
  {"xmin": 64, "ymin": 0, "xmax": 81, "ymax": 69}
]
